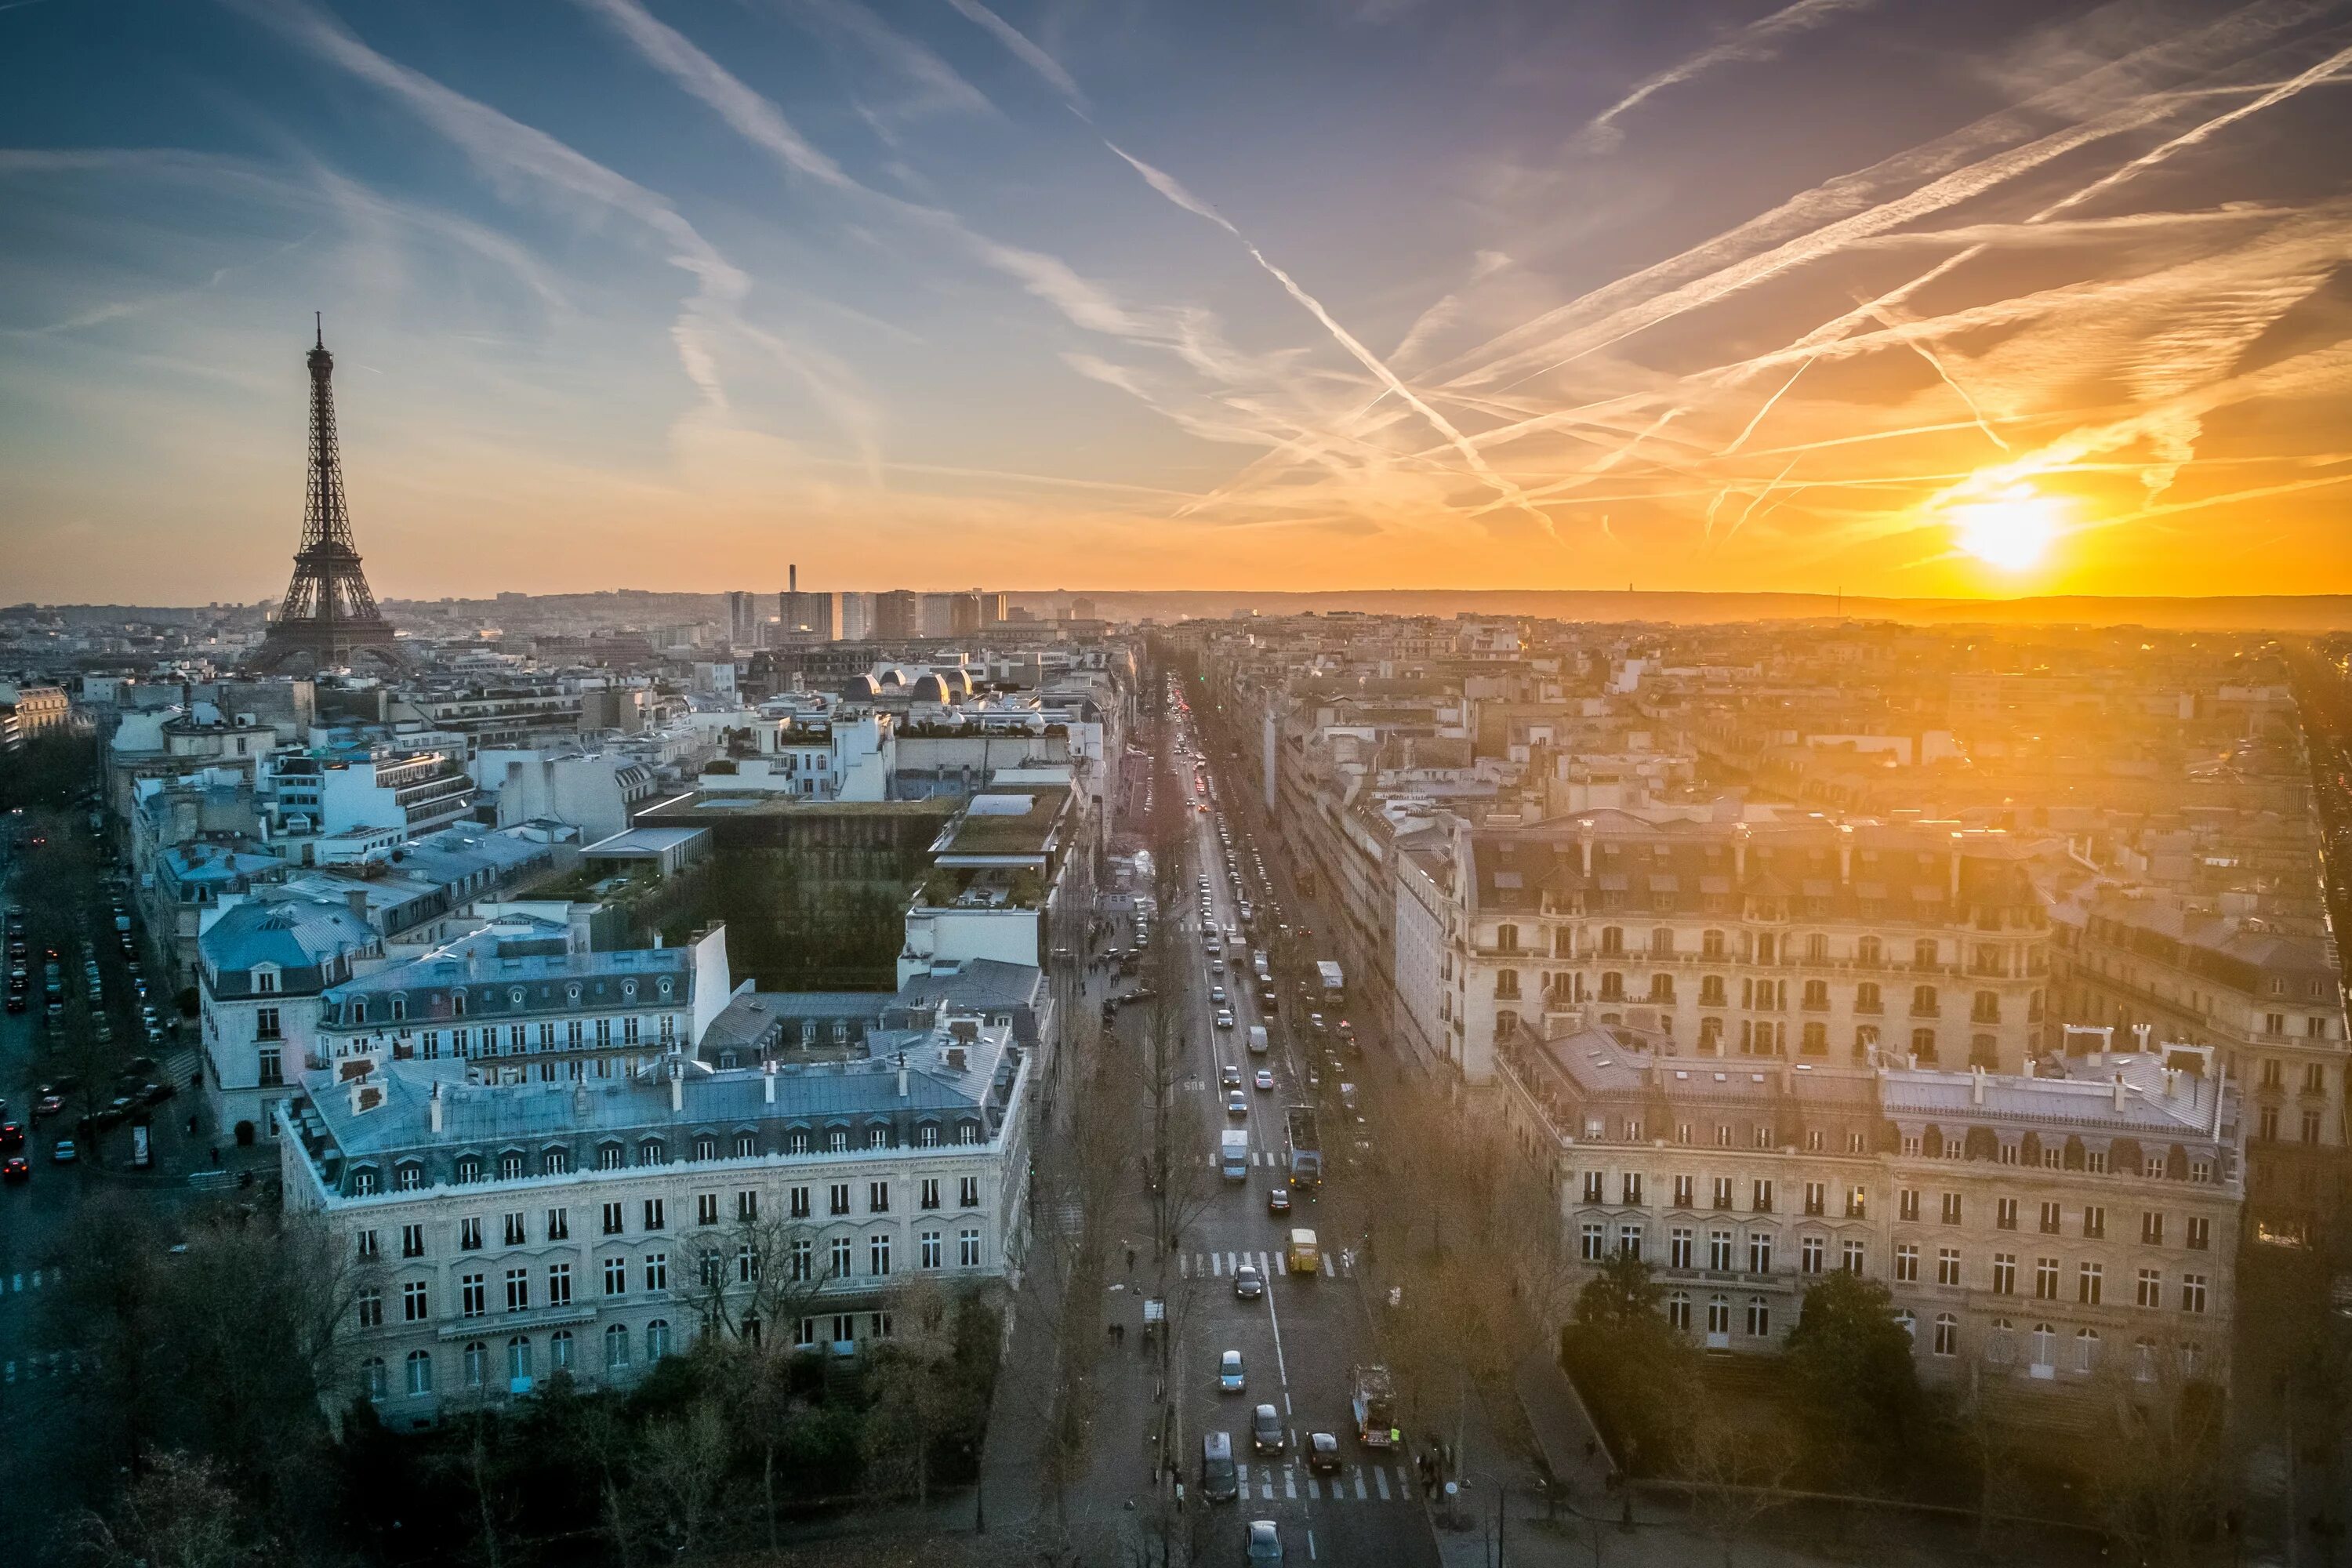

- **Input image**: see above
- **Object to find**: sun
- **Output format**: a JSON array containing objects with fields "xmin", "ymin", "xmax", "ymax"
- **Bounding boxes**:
[{"xmin": 1947, "ymin": 484, "xmax": 2063, "ymax": 572}]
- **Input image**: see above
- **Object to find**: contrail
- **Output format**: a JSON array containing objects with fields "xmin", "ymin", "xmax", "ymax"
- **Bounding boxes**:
[
  {"xmin": 1718, "ymin": 354, "xmax": 1814, "ymax": 456},
  {"xmin": 1102, "ymin": 140, "xmax": 1555, "ymax": 532},
  {"xmin": 1581, "ymin": 0, "xmax": 1876, "ymax": 148},
  {"xmin": 1864, "ymin": 303, "xmax": 2009, "ymax": 451}
]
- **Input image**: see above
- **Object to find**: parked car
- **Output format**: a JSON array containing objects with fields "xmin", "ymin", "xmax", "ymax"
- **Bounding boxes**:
[
  {"xmin": 1219, "ymin": 1349, "xmax": 1247, "ymax": 1393},
  {"xmin": 0, "ymin": 1123, "xmax": 22, "ymax": 1151},
  {"xmin": 50, "ymin": 1139, "xmax": 77, "ymax": 1164}
]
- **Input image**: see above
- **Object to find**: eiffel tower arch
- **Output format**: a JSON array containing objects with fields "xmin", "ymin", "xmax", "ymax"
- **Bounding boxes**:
[{"xmin": 249, "ymin": 319, "xmax": 408, "ymax": 676}]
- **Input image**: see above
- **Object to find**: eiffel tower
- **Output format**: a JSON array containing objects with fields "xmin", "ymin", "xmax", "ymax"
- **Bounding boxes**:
[{"xmin": 249, "ymin": 318, "xmax": 407, "ymax": 675}]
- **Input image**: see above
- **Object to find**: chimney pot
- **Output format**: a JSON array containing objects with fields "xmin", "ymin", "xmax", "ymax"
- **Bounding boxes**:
[
  {"xmin": 429, "ymin": 1081, "xmax": 444, "ymax": 1134},
  {"xmin": 669, "ymin": 1064, "xmax": 683, "ymax": 1112}
]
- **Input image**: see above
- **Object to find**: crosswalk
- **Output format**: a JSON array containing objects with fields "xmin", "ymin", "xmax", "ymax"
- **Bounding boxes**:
[
  {"xmin": 1203, "ymin": 1149, "xmax": 1289, "ymax": 1167},
  {"xmin": 1233, "ymin": 1461, "xmax": 1413, "ymax": 1504},
  {"xmin": 3, "ymin": 1349, "xmax": 90, "ymax": 1384},
  {"xmin": 1178, "ymin": 1248, "xmax": 1352, "ymax": 1279},
  {"xmin": 4, "ymin": 1267, "xmax": 63, "ymax": 1295}
]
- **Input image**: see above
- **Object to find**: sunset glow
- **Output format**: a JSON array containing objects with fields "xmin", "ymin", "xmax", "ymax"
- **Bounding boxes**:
[{"xmin": 2, "ymin": 1, "xmax": 2350, "ymax": 603}]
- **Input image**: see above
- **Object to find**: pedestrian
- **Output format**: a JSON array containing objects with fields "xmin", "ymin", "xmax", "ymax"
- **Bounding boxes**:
[
  {"xmin": 209, "ymin": 1144, "xmax": 220, "ymax": 1166},
  {"xmin": 186, "ymin": 1112, "xmax": 198, "ymax": 1135},
  {"xmin": 1127, "ymin": 1243, "xmax": 1137, "ymax": 1272}
]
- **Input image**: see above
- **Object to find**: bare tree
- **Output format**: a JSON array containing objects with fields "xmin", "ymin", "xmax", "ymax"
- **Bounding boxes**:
[
  {"xmin": 862, "ymin": 1275, "xmax": 961, "ymax": 1507},
  {"xmin": 1679, "ymin": 1399, "xmax": 1798, "ymax": 1568},
  {"xmin": 64, "ymin": 1450, "xmax": 268, "ymax": 1568},
  {"xmin": 636, "ymin": 1397, "xmax": 731, "ymax": 1560},
  {"xmin": 2083, "ymin": 1348, "xmax": 2229, "ymax": 1568}
]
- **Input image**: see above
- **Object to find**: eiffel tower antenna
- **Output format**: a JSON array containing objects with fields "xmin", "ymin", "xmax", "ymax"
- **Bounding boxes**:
[{"xmin": 249, "ymin": 318, "xmax": 406, "ymax": 674}]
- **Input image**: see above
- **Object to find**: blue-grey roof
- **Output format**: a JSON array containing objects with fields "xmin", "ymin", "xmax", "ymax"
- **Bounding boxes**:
[{"xmin": 200, "ymin": 897, "xmax": 379, "ymax": 974}]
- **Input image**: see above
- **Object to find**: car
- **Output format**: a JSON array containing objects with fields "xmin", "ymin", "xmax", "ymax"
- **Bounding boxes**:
[
  {"xmin": 1246, "ymin": 1519, "xmax": 1283, "ymax": 1565},
  {"xmin": 1219, "ymin": 1349, "xmax": 1247, "ymax": 1393},
  {"xmin": 124, "ymin": 1054, "xmax": 157, "ymax": 1076},
  {"xmin": 1215, "ymin": 1009, "xmax": 1235, "ymax": 1029},
  {"xmin": 1209, "ymin": 985, "xmax": 1228, "ymax": 1005},
  {"xmin": 1307, "ymin": 1431, "xmax": 1341, "ymax": 1474},
  {"xmin": 0, "ymin": 1123, "xmax": 22, "ymax": 1152},
  {"xmin": 1221, "ymin": 1064, "xmax": 1243, "ymax": 1090},
  {"xmin": 2, "ymin": 1156, "xmax": 27, "ymax": 1184},
  {"xmin": 1254, "ymin": 1069, "xmax": 1275, "ymax": 1092},
  {"xmin": 139, "ymin": 1082, "xmax": 176, "ymax": 1106},
  {"xmin": 93, "ymin": 1097, "xmax": 135, "ymax": 1128},
  {"xmin": 1267, "ymin": 1186, "xmax": 1291, "ymax": 1215},
  {"xmin": 38, "ymin": 1076, "xmax": 80, "ymax": 1098},
  {"xmin": 34, "ymin": 1095, "xmax": 64, "ymax": 1120},
  {"xmin": 50, "ymin": 1139, "xmax": 77, "ymax": 1164},
  {"xmin": 1233, "ymin": 1263, "xmax": 1264, "ymax": 1300},
  {"xmin": 1226, "ymin": 1091, "xmax": 1247, "ymax": 1119},
  {"xmin": 1250, "ymin": 1403, "xmax": 1285, "ymax": 1455}
]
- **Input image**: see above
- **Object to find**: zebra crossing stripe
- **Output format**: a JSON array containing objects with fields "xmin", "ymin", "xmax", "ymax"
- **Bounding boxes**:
[
  {"xmin": 1274, "ymin": 1252, "xmax": 1287, "ymax": 1274},
  {"xmin": 1210, "ymin": 1254, "xmax": 1223, "ymax": 1276},
  {"xmin": 1321, "ymin": 1253, "xmax": 1335, "ymax": 1277},
  {"xmin": 1374, "ymin": 1465, "xmax": 1391, "ymax": 1501},
  {"xmin": 1352, "ymin": 1468, "xmax": 1367, "ymax": 1500},
  {"xmin": 1284, "ymin": 1469, "xmax": 1297, "ymax": 1499},
  {"xmin": 1307, "ymin": 1476, "xmax": 1320, "ymax": 1499}
]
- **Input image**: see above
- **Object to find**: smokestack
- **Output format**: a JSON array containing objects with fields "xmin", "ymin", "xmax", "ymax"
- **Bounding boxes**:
[{"xmin": 789, "ymin": 564, "xmax": 797, "ymax": 593}]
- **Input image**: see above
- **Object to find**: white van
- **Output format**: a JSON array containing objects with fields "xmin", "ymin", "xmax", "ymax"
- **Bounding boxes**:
[{"xmin": 1247, "ymin": 1025, "xmax": 1269, "ymax": 1056}]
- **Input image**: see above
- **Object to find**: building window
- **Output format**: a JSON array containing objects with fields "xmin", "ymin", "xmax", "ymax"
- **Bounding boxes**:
[
  {"xmin": 1899, "ymin": 1189, "xmax": 1919, "ymax": 1222},
  {"xmin": 829, "ymin": 1183, "xmax": 851, "ymax": 1217},
  {"xmin": 791, "ymin": 1239, "xmax": 813, "ymax": 1282},
  {"xmin": 1668, "ymin": 1292, "xmax": 1691, "ymax": 1330},
  {"xmin": 1747, "ymin": 1233, "xmax": 1773, "ymax": 1273},
  {"xmin": 506, "ymin": 1336, "xmax": 532, "ymax": 1385},
  {"xmin": 1800, "ymin": 1236, "xmax": 1823, "ymax": 1275},
  {"xmin": 959, "ymin": 1176, "xmax": 981, "ymax": 1209},
  {"xmin": 643, "ymin": 1199, "xmax": 666, "ymax": 1232},
  {"xmin": 401, "ymin": 1223, "xmax": 425, "ymax": 1259},
  {"xmin": 646, "ymin": 1320, "xmax": 671, "ymax": 1360},
  {"xmin": 920, "ymin": 1178, "xmax": 941, "ymax": 1210},
  {"xmin": 2187, "ymin": 1216, "xmax": 2210, "ymax": 1250},
  {"xmin": 1937, "ymin": 1247, "xmax": 1962, "ymax": 1287},
  {"xmin": 1581, "ymin": 1223, "xmax": 1605, "ymax": 1262},
  {"xmin": 1745, "ymin": 1297, "xmax": 1770, "ymax": 1337},
  {"xmin": 2078, "ymin": 1262, "xmax": 2103, "ymax": 1305},
  {"xmin": 604, "ymin": 1324, "xmax": 631, "ymax": 1370},
  {"xmin": 1706, "ymin": 1296, "xmax": 1730, "ymax": 1336},
  {"xmin": 959, "ymin": 1229, "xmax": 982, "ymax": 1268},
  {"xmin": 1995, "ymin": 1198, "xmax": 2017, "ymax": 1232},
  {"xmin": 697, "ymin": 1193, "xmax": 720, "ymax": 1227},
  {"xmin": 1940, "ymin": 1192, "xmax": 1962, "ymax": 1225},
  {"xmin": 2034, "ymin": 1257, "xmax": 2060, "ymax": 1298},
  {"xmin": 461, "ymin": 1272, "xmax": 486, "ymax": 1319},
  {"xmin": 2136, "ymin": 1268, "xmax": 2162, "ymax": 1308},
  {"xmin": 463, "ymin": 1341, "xmax": 488, "ymax": 1389},
  {"xmin": 921, "ymin": 1231, "xmax": 943, "ymax": 1269},
  {"xmin": 405, "ymin": 1348, "xmax": 433, "ymax": 1397},
  {"xmin": 1707, "ymin": 1230, "xmax": 1733, "ymax": 1271},
  {"xmin": 829, "ymin": 1237, "xmax": 852, "ymax": 1278},
  {"xmin": 740, "ymin": 1189, "xmax": 761, "ymax": 1222},
  {"xmin": 360, "ymin": 1357, "xmax": 387, "ymax": 1403},
  {"xmin": 505, "ymin": 1269, "xmax": 529, "ymax": 1313},
  {"xmin": 2180, "ymin": 1274, "xmax": 2207, "ymax": 1314},
  {"xmin": 603, "ymin": 1257, "xmax": 627, "ymax": 1297},
  {"xmin": 356, "ymin": 1289, "xmax": 383, "ymax": 1330},
  {"xmin": 870, "ymin": 1235, "xmax": 892, "ymax": 1277},
  {"xmin": 1670, "ymin": 1228, "xmax": 1693, "ymax": 1269},
  {"xmin": 1894, "ymin": 1244, "xmax": 1918, "ymax": 1283},
  {"xmin": 1620, "ymin": 1224, "xmax": 1645, "ymax": 1260},
  {"xmin": 1933, "ymin": 1314, "xmax": 1958, "ymax": 1357},
  {"xmin": 402, "ymin": 1280, "xmax": 430, "ymax": 1322},
  {"xmin": 644, "ymin": 1252, "xmax": 669, "ymax": 1292},
  {"xmin": 548, "ymin": 1263, "xmax": 572, "ymax": 1308}
]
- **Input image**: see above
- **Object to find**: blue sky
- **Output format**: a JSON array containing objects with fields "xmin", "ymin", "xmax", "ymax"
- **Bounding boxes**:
[{"xmin": 4, "ymin": 0, "xmax": 2350, "ymax": 603}]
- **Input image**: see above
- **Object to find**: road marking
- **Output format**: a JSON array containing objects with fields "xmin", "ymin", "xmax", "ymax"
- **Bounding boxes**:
[
  {"xmin": 1307, "ymin": 1530, "xmax": 1317, "ymax": 1561},
  {"xmin": 1261, "ymin": 1475, "xmax": 1273, "ymax": 1501},
  {"xmin": 1396, "ymin": 1465, "xmax": 1411, "ymax": 1491},
  {"xmin": 1210, "ymin": 1254, "xmax": 1222, "ymax": 1276},
  {"xmin": 1353, "ymin": 1468, "xmax": 1367, "ymax": 1500},
  {"xmin": 1374, "ymin": 1465, "xmax": 1391, "ymax": 1501},
  {"xmin": 1307, "ymin": 1476, "xmax": 1320, "ymax": 1500},
  {"xmin": 1284, "ymin": 1468, "xmax": 1297, "ymax": 1500},
  {"xmin": 1321, "ymin": 1253, "xmax": 1334, "ymax": 1277},
  {"xmin": 9, "ymin": 1274, "xmax": 18, "ymax": 1293},
  {"xmin": 1274, "ymin": 1252, "xmax": 1287, "ymax": 1274}
]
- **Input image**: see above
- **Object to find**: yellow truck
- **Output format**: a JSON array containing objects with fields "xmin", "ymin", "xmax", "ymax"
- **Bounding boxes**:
[{"xmin": 1287, "ymin": 1228, "xmax": 1319, "ymax": 1275}]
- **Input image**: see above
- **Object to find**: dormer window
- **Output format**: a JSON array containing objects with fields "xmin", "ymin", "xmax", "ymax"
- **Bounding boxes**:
[
  {"xmin": 657, "ymin": 977, "xmax": 673, "ymax": 998},
  {"xmin": 390, "ymin": 994, "xmax": 407, "ymax": 1022},
  {"xmin": 252, "ymin": 966, "xmax": 280, "ymax": 995},
  {"xmin": 509, "ymin": 988, "xmax": 525, "ymax": 1009},
  {"xmin": 452, "ymin": 992, "xmax": 466, "ymax": 1017},
  {"xmin": 566, "ymin": 983, "xmax": 582, "ymax": 1004},
  {"xmin": 622, "ymin": 980, "xmax": 637, "ymax": 1002},
  {"xmin": 350, "ymin": 999, "xmax": 368, "ymax": 1026}
]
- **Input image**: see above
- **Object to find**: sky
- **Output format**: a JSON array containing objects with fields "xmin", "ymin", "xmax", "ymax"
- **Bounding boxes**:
[{"xmin": 3, "ymin": 0, "xmax": 2350, "ymax": 604}]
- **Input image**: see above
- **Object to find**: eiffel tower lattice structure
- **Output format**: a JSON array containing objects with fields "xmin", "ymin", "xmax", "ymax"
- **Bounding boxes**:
[{"xmin": 249, "ymin": 318, "xmax": 407, "ymax": 675}]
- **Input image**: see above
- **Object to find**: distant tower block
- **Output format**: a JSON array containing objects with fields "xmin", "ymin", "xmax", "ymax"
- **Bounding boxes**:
[{"xmin": 249, "ymin": 318, "xmax": 407, "ymax": 675}]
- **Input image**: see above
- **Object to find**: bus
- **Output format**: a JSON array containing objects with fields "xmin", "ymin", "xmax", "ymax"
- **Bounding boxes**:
[{"xmin": 1315, "ymin": 960, "xmax": 1346, "ymax": 1007}]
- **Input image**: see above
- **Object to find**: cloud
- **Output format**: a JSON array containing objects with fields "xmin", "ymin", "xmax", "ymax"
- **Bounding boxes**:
[
  {"xmin": 1577, "ymin": 0, "xmax": 1877, "ymax": 151},
  {"xmin": 940, "ymin": 0, "xmax": 1088, "ymax": 111}
]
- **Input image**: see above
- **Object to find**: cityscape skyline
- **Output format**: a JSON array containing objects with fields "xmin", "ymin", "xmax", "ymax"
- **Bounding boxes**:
[{"xmin": 5, "ymin": 1, "xmax": 2352, "ymax": 604}]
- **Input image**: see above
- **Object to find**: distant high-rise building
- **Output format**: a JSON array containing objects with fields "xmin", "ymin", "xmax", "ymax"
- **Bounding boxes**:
[
  {"xmin": 776, "ymin": 564, "xmax": 839, "ymax": 642},
  {"xmin": 978, "ymin": 591, "xmax": 1008, "ymax": 627},
  {"xmin": 920, "ymin": 593, "xmax": 958, "ymax": 638},
  {"xmin": 1069, "ymin": 597, "xmax": 1098, "ymax": 622},
  {"xmin": 949, "ymin": 592, "xmax": 984, "ymax": 637},
  {"xmin": 874, "ymin": 590, "xmax": 920, "ymax": 641},
  {"xmin": 726, "ymin": 590, "xmax": 760, "ymax": 649},
  {"xmin": 840, "ymin": 591, "xmax": 877, "ymax": 641}
]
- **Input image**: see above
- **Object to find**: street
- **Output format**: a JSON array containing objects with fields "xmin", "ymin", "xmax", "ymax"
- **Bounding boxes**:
[{"xmin": 1101, "ymin": 684, "xmax": 1441, "ymax": 1568}]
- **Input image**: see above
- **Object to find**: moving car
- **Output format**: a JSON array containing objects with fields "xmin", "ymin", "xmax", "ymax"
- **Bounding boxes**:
[
  {"xmin": 1307, "ymin": 1431, "xmax": 1342, "ymax": 1475},
  {"xmin": 1200, "ymin": 1432, "xmax": 1240, "ymax": 1503},
  {"xmin": 1219, "ymin": 1349, "xmax": 1247, "ymax": 1393},
  {"xmin": 1247, "ymin": 1519, "xmax": 1283, "ymax": 1565},
  {"xmin": 1266, "ymin": 1185, "xmax": 1290, "ymax": 1215},
  {"xmin": 1214, "ymin": 1009, "xmax": 1235, "ymax": 1029},
  {"xmin": 1250, "ymin": 1403, "xmax": 1285, "ymax": 1455},
  {"xmin": 1209, "ymin": 985, "xmax": 1228, "ymax": 1005},
  {"xmin": 33, "ymin": 1094, "xmax": 63, "ymax": 1120},
  {"xmin": 2, "ymin": 1156, "xmax": 27, "ymax": 1185},
  {"xmin": 1254, "ymin": 1069, "xmax": 1274, "ymax": 1092},
  {"xmin": 1226, "ymin": 1091, "xmax": 1247, "ymax": 1120},
  {"xmin": 50, "ymin": 1139, "xmax": 77, "ymax": 1164},
  {"xmin": 0, "ymin": 1122, "xmax": 23, "ymax": 1152},
  {"xmin": 1233, "ymin": 1262, "xmax": 1265, "ymax": 1300},
  {"xmin": 1221, "ymin": 1064, "xmax": 1243, "ymax": 1090}
]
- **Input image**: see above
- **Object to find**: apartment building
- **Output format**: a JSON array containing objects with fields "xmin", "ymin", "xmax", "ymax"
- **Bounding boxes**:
[
  {"xmin": 2053, "ymin": 893, "xmax": 2347, "ymax": 1240},
  {"xmin": 1417, "ymin": 811, "xmax": 2051, "ymax": 1086},
  {"xmin": 198, "ymin": 895, "xmax": 384, "ymax": 1142},
  {"xmin": 1496, "ymin": 1022, "xmax": 2242, "ymax": 1397},
  {"xmin": 280, "ymin": 1011, "xmax": 1031, "ymax": 1427}
]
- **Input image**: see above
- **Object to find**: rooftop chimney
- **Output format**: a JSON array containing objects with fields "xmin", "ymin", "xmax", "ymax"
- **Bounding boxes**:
[
  {"xmin": 896, "ymin": 1050, "xmax": 909, "ymax": 1098},
  {"xmin": 345, "ymin": 888, "xmax": 368, "ymax": 922},
  {"xmin": 2113, "ymin": 1073, "xmax": 2128, "ymax": 1111},
  {"xmin": 668, "ymin": 1061, "xmax": 683, "ymax": 1113},
  {"xmin": 1733, "ymin": 822, "xmax": 1750, "ymax": 882},
  {"xmin": 763, "ymin": 1058, "xmax": 777, "ymax": 1104},
  {"xmin": 1970, "ymin": 1064, "xmax": 1986, "ymax": 1105},
  {"xmin": 1948, "ymin": 833, "xmax": 1963, "ymax": 899},
  {"xmin": 1577, "ymin": 819, "xmax": 1594, "ymax": 876},
  {"xmin": 1837, "ymin": 823, "xmax": 1853, "ymax": 884},
  {"xmin": 429, "ymin": 1080, "xmax": 444, "ymax": 1134}
]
